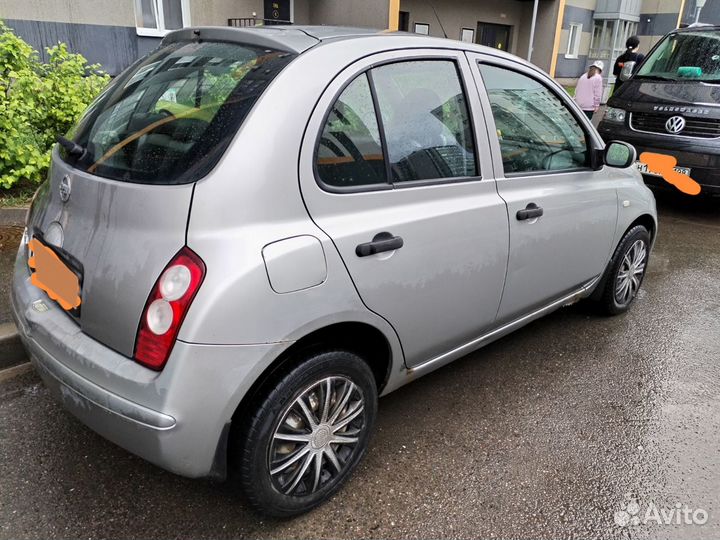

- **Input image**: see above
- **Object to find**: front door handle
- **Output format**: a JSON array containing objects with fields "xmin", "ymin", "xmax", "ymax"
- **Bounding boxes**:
[
  {"xmin": 356, "ymin": 232, "xmax": 404, "ymax": 257},
  {"xmin": 516, "ymin": 203, "xmax": 544, "ymax": 221}
]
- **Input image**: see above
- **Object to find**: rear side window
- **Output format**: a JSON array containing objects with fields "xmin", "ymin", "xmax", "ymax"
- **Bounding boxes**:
[
  {"xmin": 62, "ymin": 41, "xmax": 295, "ymax": 184},
  {"xmin": 372, "ymin": 61, "xmax": 477, "ymax": 182},
  {"xmin": 316, "ymin": 74, "xmax": 386, "ymax": 188},
  {"xmin": 315, "ymin": 59, "xmax": 477, "ymax": 190}
]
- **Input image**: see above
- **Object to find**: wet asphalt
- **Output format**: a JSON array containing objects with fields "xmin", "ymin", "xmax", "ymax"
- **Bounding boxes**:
[{"xmin": 0, "ymin": 189, "xmax": 719, "ymax": 539}]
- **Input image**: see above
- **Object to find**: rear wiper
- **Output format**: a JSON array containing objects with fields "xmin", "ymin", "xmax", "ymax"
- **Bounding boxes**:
[{"xmin": 56, "ymin": 135, "xmax": 87, "ymax": 158}]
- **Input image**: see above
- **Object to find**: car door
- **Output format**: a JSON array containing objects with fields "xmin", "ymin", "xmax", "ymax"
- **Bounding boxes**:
[
  {"xmin": 299, "ymin": 49, "xmax": 509, "ymax": 367},
  {"xmin": 467, "ymin": 55, "xmax": 618, "ymax": 322}
]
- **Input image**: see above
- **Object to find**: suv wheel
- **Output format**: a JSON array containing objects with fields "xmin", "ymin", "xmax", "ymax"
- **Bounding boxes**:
[
  {"xmin": 596, "ymin": 225, "xmax": 651, "ymax": 315},
  {"xmin": 235, "ymin": 350, "xmax": 378, "ymax": 517}
]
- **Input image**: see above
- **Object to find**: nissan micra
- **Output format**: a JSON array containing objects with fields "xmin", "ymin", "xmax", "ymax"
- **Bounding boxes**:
[{"xmin": 12, "ymin": 26, "xmax": 657, "ymax": 517}]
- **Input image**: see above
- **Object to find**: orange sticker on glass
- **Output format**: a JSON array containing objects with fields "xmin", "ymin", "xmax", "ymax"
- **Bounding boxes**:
[
  {"xmin": 639, "ymin": 152, "xmax": 702, "ymax": 196},
  {"xmin": 28, "ymin": 238, "xmax": 81, "ymax": 311}
]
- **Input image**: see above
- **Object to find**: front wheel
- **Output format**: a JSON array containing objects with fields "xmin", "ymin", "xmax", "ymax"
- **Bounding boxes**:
[
  {"xmin": 234, "ymin": 350, "xmax": 378, "ymax": 517},
  {"xmin": 595, "ymin": 225, "xmax": 651, "ymax": 315}
]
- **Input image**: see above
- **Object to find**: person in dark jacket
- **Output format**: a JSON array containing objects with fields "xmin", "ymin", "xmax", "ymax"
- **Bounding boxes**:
[{"xmin": 613, "ymin": 36, "xmax": 644, "ymax": 90}]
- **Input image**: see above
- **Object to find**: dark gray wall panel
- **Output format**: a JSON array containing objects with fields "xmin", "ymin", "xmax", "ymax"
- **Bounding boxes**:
[
  {"xmin": 682, "ymin": 0, "xmax": 720, "ymax": 25},
  {"xmin": 555, "ymin": 54, "xmax": 589, "ymax": 78},
  {"xmin": 638, "ymin": 12, "xmax": 678, "ymax": 37},
  {"xmin": 562, "ymin": 5, "xmax": 595, "ymax": 30},
  {"xmin": 5, "ymin": 19, "xmax": 162, "ymax": 75}
]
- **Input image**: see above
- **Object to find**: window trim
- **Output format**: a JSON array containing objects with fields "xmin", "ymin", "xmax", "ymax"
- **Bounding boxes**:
[
  {"xmin": 476, "ymin": 59, "xmax": 598, "ymax": 179},
  {"xmin": 312, "ymin": 56, "xmax": 482, "ymax": 194},
  {"xmin": 135, "ymin": 0, "xmax": 191, "ymax": 37},
  {"xmin": 565, "ymin": 23, "xmax": 582, "ymax": 59}
]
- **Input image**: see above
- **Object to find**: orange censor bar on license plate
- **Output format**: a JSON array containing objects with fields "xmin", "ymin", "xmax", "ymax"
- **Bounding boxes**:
[{"xmin": 28, "ymin": 238, "xmax": 82, "ymax": 311}]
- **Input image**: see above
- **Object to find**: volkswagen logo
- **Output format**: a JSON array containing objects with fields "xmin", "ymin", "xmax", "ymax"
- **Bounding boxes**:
[
  {"xmin": 665, "ymin": 115, "xmax": 686, "ymax": 134},
  {"xmin": 59, "ymin": 175, "xmax": 71, "ymax": 203}
]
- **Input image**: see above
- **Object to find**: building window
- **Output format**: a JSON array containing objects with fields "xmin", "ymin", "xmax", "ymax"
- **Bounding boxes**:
[
  {"xmin": 566, "ymin": 23, "xmax": 582, "ymax": 58},
  {"xmin": 460, "ymin": 28, "xmax": 475, "ymax": 43},
  {"xmin": 414, "ymin": 22, "xmax": 430, "ymax": 35},
  {"xmin": 588, "ymin": 19, "xmax": 637, "ymax": 60},
  {"xmin": 135, "ymin": 0, "xmax": 190, "ymax": 37}
]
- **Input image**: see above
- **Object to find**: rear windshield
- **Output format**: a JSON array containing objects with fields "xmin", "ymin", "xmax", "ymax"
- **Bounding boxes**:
[
  {"xmin": 636, "ymin": 30, "xmax": 720, "ymax": 82},
  {"xmin": 61, "ymin": 41, "xmax": 295, "ymax": 184}
]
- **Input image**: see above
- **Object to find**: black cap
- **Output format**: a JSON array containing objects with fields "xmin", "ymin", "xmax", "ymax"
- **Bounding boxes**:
[{"xmin": 626, "ymin": 35, "xmax": 640, "ymax": 49}]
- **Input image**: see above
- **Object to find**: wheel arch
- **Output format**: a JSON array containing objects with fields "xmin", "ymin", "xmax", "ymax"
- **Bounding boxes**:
[
  {"xmin": 229, "ymin": 320, "xmax": 393, "ymax": 425},
  {"xmin": 590, "ymin": 213, "xmax": 656, "ymax": 301}
]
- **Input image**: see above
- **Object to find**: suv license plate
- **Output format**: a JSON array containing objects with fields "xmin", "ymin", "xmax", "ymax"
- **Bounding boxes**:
[{"xmin": 635, "ymin": 161, "xmax": 691, "ymax": 177}]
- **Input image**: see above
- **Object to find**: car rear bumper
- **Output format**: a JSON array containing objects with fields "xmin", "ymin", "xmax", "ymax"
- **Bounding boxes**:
[
  {"xmin": 598, "ymin": 120, "xmax": 720, "ymax": 195},
  {"xmin": 11, "ymin": 239, "xmax": 291, "ymax": 479}
]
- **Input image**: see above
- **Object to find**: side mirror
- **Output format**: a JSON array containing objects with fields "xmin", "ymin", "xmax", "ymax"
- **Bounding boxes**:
[
  {"xmin": 604, "ymin": 140, "xmax": 637, "ymax": 168},
  {"xmin": 619, "ymin": 61, "xmax": 636, "ymax": 81}
]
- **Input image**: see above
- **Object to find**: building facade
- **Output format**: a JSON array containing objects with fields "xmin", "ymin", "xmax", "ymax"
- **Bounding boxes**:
[{"xmin": 1, "ymin": 0, "xmax": 718, "ymax": 80}]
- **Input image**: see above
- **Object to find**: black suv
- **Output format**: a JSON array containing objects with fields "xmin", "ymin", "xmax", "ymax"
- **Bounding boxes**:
[{"xmin": 598, "ymin": 26, "xmax": 720, "ymax": 196}]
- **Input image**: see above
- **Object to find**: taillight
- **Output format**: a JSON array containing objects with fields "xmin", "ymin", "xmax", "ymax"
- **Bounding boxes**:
[{"xmin": 134, "ymin": 247, "xmax": 205, "ymax": 370}]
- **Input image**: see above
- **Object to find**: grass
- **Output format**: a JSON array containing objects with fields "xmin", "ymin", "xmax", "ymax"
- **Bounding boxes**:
[
  {"xmin": 0, "ymin": 180, "xmax": 37, "ymax": 208},
  {"xmin": 562, "ymin": 85, "xmax": 576, "ymax": 97}
]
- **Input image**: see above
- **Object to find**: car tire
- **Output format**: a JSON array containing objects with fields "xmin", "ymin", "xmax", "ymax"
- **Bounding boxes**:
[
  {"xmin": 234, "ymin": 350, "xmax": 378, "ymax": 518},
  {"xmin": 595, "ymin": 225, "xmax": 651, "ymax": 315}
]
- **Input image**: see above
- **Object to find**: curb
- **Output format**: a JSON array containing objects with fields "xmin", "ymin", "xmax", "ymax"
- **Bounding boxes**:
[
  {"xmin": 0, "ymin": 362, "xmax": 32, "ymax": 383},
  {"xmin": 0, "ymin": 207, "xmax": 28, "ymax": 227},
  {"xmin": 0, "ymin": 322, "xmax": 26, "ymax": 370}
]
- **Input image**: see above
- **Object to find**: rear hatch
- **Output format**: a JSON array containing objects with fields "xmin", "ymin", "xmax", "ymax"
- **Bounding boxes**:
[{"xmin": 26, "ymin": 37, "xmax": 297, "ymax": 357}]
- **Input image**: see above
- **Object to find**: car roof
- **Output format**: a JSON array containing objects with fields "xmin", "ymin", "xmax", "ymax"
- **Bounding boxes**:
[
  {"xmin": 161, "ymin": 25, "xmax": 522, "ymax": 63},
  {"xmin": 674, "ymin": 24, "xmax": 720, "ymax": 33}
]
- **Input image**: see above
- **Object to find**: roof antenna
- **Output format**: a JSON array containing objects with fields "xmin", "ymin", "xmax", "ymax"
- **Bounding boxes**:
[{"xmin": 425, "ymin": 0, "xmax": 448, "ymax": 39}]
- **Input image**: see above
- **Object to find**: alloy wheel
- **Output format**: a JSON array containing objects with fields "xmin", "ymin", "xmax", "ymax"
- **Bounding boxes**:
[
  {"xmin": 615, "ymin": 239, "xmax": 647, "ymax": 306},
  {"xmin": 268, "ymin": 376, "xmax": 366, "ymax": 496}
]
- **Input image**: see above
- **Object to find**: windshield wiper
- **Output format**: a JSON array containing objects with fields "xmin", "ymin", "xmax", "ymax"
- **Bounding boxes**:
[
  {"xmin": 57, "ymin": 135, "xmax": 87, "ymax": 158},
  {"xmin": 634, "ymin": 74, "xmax": 675, "ymax": 81}
]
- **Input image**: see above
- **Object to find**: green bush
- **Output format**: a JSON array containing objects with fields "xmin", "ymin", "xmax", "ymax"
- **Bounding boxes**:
[{"xmin": 0, "ymin": 21, "xmax": 109, "ymax": 189}]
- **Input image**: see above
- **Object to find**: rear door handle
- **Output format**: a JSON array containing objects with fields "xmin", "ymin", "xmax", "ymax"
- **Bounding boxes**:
[
  {"xmin": 516, "ymin": 203, "xmax": 544, "ymax": 221},
  {"xmin": 356, "ymin": 232, "xmax": 404, "ymax": 257}
]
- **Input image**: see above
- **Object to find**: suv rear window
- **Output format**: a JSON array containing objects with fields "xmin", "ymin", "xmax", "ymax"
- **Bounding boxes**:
[{"xmin": 61, "ymin": 41, "xmax": 295, "ymax": 184}]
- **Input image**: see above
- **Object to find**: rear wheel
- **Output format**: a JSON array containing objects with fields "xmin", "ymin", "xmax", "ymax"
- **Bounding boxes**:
[
  {"xmin": 235, "ymin": 350, "xmax": 378, "ymax": 517},
  {"xmin": 595, "ymin": 225, "xmax": 650, "ymax": 315}
]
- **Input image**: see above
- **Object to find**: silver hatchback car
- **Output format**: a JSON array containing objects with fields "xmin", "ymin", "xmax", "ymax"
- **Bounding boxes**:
[{"xmin": 12, "ymin": 26, "xmax": 657, "ymax": 516}]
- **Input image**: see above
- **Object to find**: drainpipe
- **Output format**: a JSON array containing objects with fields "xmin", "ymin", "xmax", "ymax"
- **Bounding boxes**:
[{"xmin": 527, "ymin": 0, "xmax": 539, "ymax": 61}]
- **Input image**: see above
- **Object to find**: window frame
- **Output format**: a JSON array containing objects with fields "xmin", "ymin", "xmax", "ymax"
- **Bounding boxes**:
[
  {"xmin": 475, "ymin": 59, "xmax": 599, "ymax": 179},
  {"xmin": 565, "ymin": 23, "xmax": 582, "ymax": 59},
  {"xmin": 135, "ymin": 0, "xmax": 191, "ymax": 37},
  {"xmin": 312, "ymin": 56, "xmax": 482, "ymax": 194}
]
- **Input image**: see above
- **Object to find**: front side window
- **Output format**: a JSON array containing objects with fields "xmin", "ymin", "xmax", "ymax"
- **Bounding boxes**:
[
  {"xmin": 135, "ymin": 0, "xmax": 189, "ymax": 36},
  {"xmin": 478, "ymin": 64, "xmax": 588, "ymax": 175},
  {"xmin": 62, "ymin": 41, "xmax": 295, "ymax": 184},
  {"xmin": 371, "ymin": 60, "xmax": 477, "ymax": 183},
  {"xmin": 636, "ymin": 30, "xmax": 720, "ymax": 81}
]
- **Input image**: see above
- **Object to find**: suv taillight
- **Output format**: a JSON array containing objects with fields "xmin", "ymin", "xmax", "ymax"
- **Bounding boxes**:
[{"xmin": 134, "ymin": 247, "xmax": 205, "ymax": 370}]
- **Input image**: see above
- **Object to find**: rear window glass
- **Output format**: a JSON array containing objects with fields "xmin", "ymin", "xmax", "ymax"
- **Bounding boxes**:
[{"xmin": 61, "ymin": 41, "xmax": 295, "ymax": 184}]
